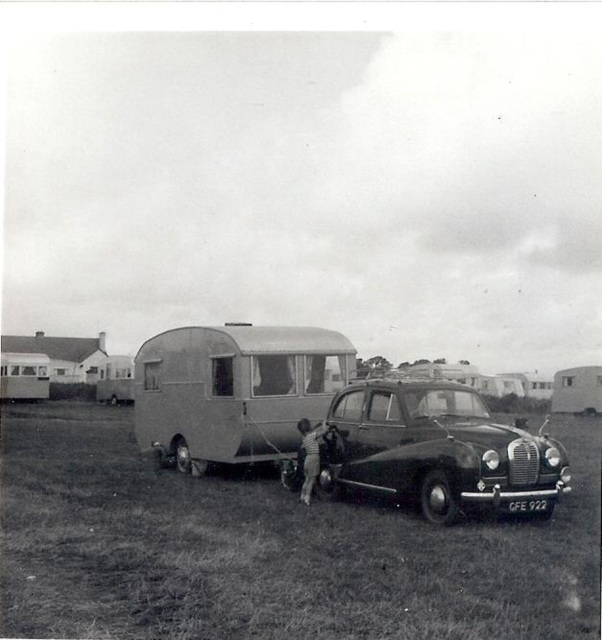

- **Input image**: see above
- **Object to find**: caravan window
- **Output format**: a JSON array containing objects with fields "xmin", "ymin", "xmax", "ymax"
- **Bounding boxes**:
[
  {"xmin": 38, "ymin": 366, "xmax": 48, "ymax": 377},
  {"xmin": 144, "ymin": 362, "xmax": 161, "ymax": 391},
  {"xmin": 252, "ymin": 355, "xmax": 297, "ymax": 397},
  {"xmin": 212, "ymin": 358, "xmax": 234, "ymax": 397},
  {"xmin": 562, "ymin": 376, "xmax": 575, "ymax": 387},
  {"xmin": 10, "ymin": 366, "xmax": 20, "ymax": 376},
  {"xmin": 305, "ymin": 355, "xmax": 346, "ymax": 394},
  {"xmin": 1, "ymin": 366, "xmax": 7, "ymax": 376},
  {"xmin": 22, "ymin": 366, "xmax": 37, "ymax": 376}
]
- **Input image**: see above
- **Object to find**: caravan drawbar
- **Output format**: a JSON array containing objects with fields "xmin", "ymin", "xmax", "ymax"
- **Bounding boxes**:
[{"xmin": 134, "ymin": 325, "xmax": 357, "ymax": 474}]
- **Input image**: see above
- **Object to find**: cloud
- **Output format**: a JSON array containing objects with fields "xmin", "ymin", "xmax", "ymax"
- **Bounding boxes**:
[
  {"xmin": 303, "ymin": 32, "xmax": 602, "ymax": 269},
  {"xmin": 3, "ymin": 32, "xmax": 602, "ymax": 372}
]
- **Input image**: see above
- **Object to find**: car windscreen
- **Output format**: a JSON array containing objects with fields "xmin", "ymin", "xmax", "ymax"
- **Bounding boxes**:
[{"xmin": 404, "ymin": 389, "xmax": 490, "ymax": 419}]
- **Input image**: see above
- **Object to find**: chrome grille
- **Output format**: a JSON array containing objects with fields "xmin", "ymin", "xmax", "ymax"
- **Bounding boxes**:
[{"xmin": 508, "ymin": 439, "xmax": 539, "ymax": 485}]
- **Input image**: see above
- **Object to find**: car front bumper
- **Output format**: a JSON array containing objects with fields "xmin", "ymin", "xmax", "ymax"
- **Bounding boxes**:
[{"xmin": 461, "ymin": 480, "xmax": 571, "ymax": 507}]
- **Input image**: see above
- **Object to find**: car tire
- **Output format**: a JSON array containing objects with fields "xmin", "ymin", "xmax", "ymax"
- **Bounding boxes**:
[
  {"xmin": 175, "ymin": 438, "xmax": 192, "ymax": 474},
  {"xmin": 420, "ymin": 470, "xmax": 459, "ymax": 525},
  {"xmin": 315, "ymin": 466, "xmax": 342, "ymax": 502}
]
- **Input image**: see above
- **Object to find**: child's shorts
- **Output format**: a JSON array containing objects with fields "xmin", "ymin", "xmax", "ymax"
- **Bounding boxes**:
[{"xmin": 303, "ymin": 454, "xmax": 320, "ymax": 479}]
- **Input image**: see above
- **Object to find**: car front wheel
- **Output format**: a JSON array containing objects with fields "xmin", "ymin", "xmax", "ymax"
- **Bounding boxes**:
[{"xmin": 420, "ymin": 470, "xmax": 458, "ymax": 525}]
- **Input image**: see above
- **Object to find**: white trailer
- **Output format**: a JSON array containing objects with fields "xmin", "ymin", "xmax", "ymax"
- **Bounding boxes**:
[
  {"xmin": 479, "ymin": 374, "xmax": 525, "ymax": 398},
  {"xmin": 96, "ymin": 355, "xmax": 135, "ymax": 404},
  {"xmin": 500, "ymin": 372, "xmax": 553, "ymax": 400},
  {"xmin": 1, "ymin": 352, "xmax": 51, "ymax": 401},
  {"xmin": 552, "ymin": 366, "xmax": 602, "ymax": 415}
]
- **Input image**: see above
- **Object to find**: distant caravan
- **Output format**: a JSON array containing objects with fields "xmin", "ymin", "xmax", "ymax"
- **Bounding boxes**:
[
  {"xmin": 96, "ymin": 356, "xmax": 135, "ymax": 405},
  {"xmin": 1, "ymin": 352, "xmax": 51, "ymax": 401},
  {"xmin": 134, "ymin": 325, "xmax": 357, "ymax": 474},
  {"xmin": 552, "ymin": 366, "xmax": 602, "ymax": 416}
]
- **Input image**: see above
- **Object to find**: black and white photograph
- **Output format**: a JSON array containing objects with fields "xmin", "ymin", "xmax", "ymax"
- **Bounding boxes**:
[{"xmin": 1, "ymin": 5, "xmax": 601, "ymax": 639}]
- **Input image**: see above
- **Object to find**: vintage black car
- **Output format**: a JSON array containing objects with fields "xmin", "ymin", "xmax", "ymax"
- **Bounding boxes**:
[{"xmin": 314, "ymin": 377, "xmax": 572, "ymax": 524}]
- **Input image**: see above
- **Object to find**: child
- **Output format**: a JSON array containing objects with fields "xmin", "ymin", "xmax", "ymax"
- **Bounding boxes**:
[{"xmin": 297, "ymin": 418, "xmax": 331, "ymax": 505}]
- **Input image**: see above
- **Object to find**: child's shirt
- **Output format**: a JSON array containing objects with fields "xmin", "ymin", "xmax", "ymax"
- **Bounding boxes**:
[
  {"xmin": 302, "ymin": 431, "xmax": 321, "ymax": 456},
  {"xmin": 301, "ymin": 422, "xmax": 330, "ymax": 456}
]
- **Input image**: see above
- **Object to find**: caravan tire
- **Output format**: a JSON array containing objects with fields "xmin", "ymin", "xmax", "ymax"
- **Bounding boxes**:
[{"xmin": 175, "ymin": 439, "xmax": 192, "ymax": 474}]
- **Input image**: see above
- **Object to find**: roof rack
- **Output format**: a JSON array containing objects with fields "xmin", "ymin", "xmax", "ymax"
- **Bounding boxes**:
[{"xmin": 350, "ymin": 370, "xmax": 468, "ymax": 386}]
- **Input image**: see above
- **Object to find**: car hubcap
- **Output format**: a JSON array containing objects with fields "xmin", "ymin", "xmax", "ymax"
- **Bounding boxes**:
[
  {"xmin": 319, "ymin": 469, "xmax": 333, "ymax": 491},
  {"xmin": 177, "ymin": 446, "xmax": 190, "ymax": 469},
  {"xmin": 429, "ymin": 485, "xmax": 448, "ymax": 512}
]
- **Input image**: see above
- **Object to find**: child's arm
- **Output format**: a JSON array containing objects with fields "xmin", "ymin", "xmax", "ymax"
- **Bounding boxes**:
[{"xmin": 313, "ymin": 421, "xmax": 331, "ymax": 438}]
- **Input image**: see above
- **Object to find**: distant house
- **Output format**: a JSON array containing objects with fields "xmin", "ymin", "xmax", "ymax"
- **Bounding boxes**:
[
  {"xmin": 499, "ymin": 372, "xmax": 554, "ymax": 400},
  {"xmin": 552, "ymin": 366, "xmax": 602, "ymax": 415},
  {"xmin": 1, "ymin": 331, "xmax": 108, "ymax": 384}
]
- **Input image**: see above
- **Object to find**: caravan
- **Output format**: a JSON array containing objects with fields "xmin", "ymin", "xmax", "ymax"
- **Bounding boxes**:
[
  {"xmin": 96, "ymin": 356, "xmax": 135, "ymax": 405},
  {"xmin": 552, "ymin": 366, "xmax": 602, "ymax": 415},
  {"xmin": 134, "ymin": 325, "xmax": 357, "ymax": 474},
  {"xmin": 1, "ymin": 352, "xmax": 51, "ymax": 401}
]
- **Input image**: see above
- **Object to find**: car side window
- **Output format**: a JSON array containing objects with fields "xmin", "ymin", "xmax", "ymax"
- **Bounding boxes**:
[
  {"xmin": 332, "ymin": 390, "xmax": 364, "ymax": 422},
  {"xmin": 367, "ymin": 391, "xmax": 405, "ymax": 424}
]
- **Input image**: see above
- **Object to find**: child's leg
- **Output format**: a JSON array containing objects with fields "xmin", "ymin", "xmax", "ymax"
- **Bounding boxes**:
[
  {"xmin": 305, "ymin": 476, "xmax": 316, "ymax": 504},
  {"xmin": 300, "ymin": 479, "xmax": 307, "ymax": 502}
]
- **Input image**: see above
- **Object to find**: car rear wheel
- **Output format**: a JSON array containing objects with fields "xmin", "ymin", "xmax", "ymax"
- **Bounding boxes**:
[
  {"xmin": 315, "ymin": 466, "xmax": 342, "ymax": 502},
  {"xmin": 420, "ymin": 470, "xmax": 458, "ymax": 525},
  {"xmin": 175, "ymin": 438, "xmax": 192, "ymax": 474}
]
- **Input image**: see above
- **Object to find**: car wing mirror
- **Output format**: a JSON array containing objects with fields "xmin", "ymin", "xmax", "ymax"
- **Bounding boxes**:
[{"xmin": 538, "ymin": 415, "xmax": 551, "ymax": 438}]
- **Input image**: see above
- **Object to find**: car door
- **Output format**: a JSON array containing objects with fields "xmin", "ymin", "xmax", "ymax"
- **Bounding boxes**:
[
  {"xmin": 345, "ymin": 388, "xmax": 409, "ymax": 487},
  {"xmin": 327, "ymin": 388, "xmax": 366, "ymax": 462}
]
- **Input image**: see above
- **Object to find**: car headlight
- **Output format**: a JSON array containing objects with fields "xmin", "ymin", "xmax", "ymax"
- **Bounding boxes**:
[
  {"xmin": 560, "ymin": 466, "xmax": 572, "ymax": 484},
  {"xmin": 545, "ymin": 447, "xmax": 561, "ymax": 467},
  {"xmin": 482, "ymin": 450, "xmax": 500, "ymax": 471}
]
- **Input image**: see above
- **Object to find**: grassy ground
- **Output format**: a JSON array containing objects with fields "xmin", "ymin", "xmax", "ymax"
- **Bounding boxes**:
[{"xmin": 0, "ymin": 402, "xmax": 600, "ymax": 640}]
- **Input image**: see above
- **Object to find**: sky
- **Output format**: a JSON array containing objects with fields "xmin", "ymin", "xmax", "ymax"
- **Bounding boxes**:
[{"xmin": 2, "ymin": 15, "xmax": 602, "ymax": 377}]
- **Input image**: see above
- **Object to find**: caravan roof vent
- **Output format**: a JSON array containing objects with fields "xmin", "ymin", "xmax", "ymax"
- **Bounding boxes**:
[{"xmin": 224, "ymin": 322, "xmax": 253, "ymax": 326}]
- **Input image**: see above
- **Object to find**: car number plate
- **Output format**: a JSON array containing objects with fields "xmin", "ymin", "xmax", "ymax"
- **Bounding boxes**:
[{"xmin": 506, "ymin": 499, "xmax": 548, "ymax": 513}]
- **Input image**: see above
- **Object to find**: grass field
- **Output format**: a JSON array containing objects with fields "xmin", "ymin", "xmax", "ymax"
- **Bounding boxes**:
[{"xmin": 1, "ymin": 402, "xmax": 600, "ymax": 640}]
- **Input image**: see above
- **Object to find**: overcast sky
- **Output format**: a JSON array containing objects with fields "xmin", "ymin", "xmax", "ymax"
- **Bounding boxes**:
[{"xmin": 2, "ymin": 25, "xmax": 601, "ymax": 376}]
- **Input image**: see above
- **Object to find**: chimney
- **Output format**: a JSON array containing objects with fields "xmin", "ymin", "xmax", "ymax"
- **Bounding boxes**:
[
  {"xmin": 99, "ymin": 332, "xmax": 106, "ymax": 352},
  {"xmin": 35, "ymin": 331, "xmax": 45, "ymax": 338}
]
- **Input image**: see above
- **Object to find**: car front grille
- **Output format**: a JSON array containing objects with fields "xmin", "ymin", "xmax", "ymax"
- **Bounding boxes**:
[{"xmin": 508, "ymin": 439, "xmax": 539, "ymax": 486}]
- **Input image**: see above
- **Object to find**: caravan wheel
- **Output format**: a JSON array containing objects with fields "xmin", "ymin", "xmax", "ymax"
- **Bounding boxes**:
[{"xmin": 175, "ymin": 439, "xmax": 192, "ymax": 474}]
